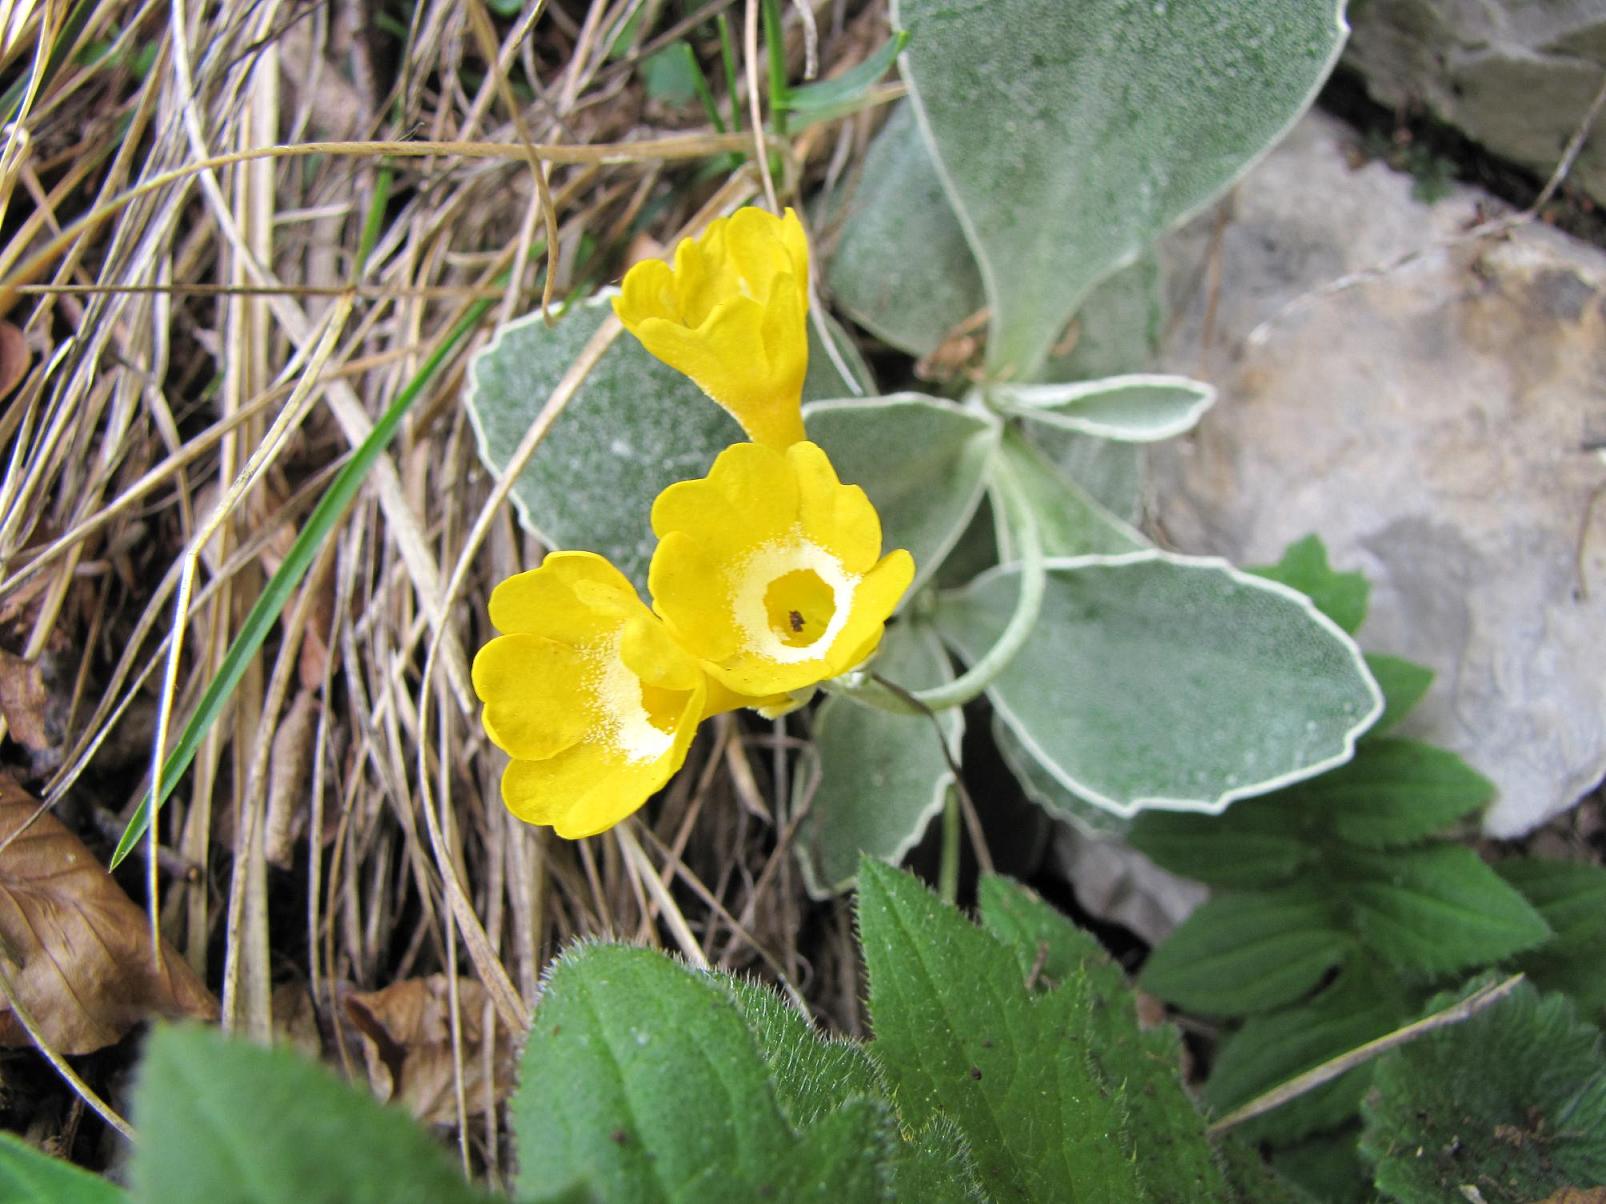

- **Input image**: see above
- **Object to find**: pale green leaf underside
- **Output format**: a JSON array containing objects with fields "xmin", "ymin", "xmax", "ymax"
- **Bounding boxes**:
[
  {"xmin": 994, "ymin": 713, "xmax": 1130, "ymax": 838},
  {"xmin": 936, "ymin": 552, "xmax": 1382, "ymax": 817},
  {"xmin": 130, "ymin": 1026, "xmax": 491, "ymax": 1204},
  {"xmin": 514, "ymin": 944, "xmax": 890, "ymax": 1203},
  {"xmin": 821, "ymin": 100, "xmax": 983, "ymax": 359},
  {"xmin": 468, "ymin": 297, "xmax": 876, "ymax": 593},
  {"xmin": 796, "ymin": 622, "xmax": 961, "ymax": 897},
  {"xmin": 0, "ymin": 1134, "xmax": 125, "ymax": 1204},
  {"xmin": 804, "ymin": 393, "xmax": 998, "ymax": 594},
  {"xmin": 998, "ymin": 434, "xmax": 1144, "ymax": 560},
  {"xmin": 894, "ymin": 0, "xmax": 1347, "ymax": 377},
  {"xmin": 997, "ymin": 375, "xmax": 1215, "ymax": 443}
]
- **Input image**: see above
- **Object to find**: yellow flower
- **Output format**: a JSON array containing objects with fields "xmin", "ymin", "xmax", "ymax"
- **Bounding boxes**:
[
  {"xmin": 613, "ymin": 207, "xmax": 810, "ymax": 449},
  {"xmin": 649, "ymin": 441, "xmax": 915, "ymax": 697},
  {"xmin": 473, "ymin": 551, "xmax": 707, "ymax": 838}
]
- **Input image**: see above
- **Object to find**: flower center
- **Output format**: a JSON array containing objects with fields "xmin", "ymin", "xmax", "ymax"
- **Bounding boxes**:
[
  {"xmin": 591, "ymin": 634, "xmax": 678, "ymax": 764},
  {"xmin": 763, "ymin": 569, "xmax": 836, "ymax": 648},
  {"xmin": 731, "ymin": 533, "xmax": 859, "ymax": 665}
]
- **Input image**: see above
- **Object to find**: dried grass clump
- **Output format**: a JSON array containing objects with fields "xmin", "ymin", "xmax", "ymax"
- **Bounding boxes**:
[{"xmin": 0, "ymin": 0, "xmax": 894, "ymax": 1176}]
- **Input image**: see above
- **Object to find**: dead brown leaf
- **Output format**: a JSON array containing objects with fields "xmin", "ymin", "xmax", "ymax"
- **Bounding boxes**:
[
  {"xmin": 344, "ymin": 974, "xmax": 515, "ymax": 1126},
  {"xmin": 0, "ymin": 648, "xmax": 60, "ymax": 759},
  {"xmin": 1536, "ymin": 1191, "xmax": 1606, "ymax": 1204},
  {"xmin": 0, "ymin": 773, "xmax": 217, "ymax": 1053},
  {"xmin": 0, "ymin": 321, "xmax": 29, "ymax": 400}
]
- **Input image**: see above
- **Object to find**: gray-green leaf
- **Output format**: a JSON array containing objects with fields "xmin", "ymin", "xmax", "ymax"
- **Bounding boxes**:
[
  {"xmin": 130, "ymin": 1026, "xmax": 493, "ymax": 1204},
  {"xmin": 796, "ymin": 623, "xmax": 961, "ymax": 897},
  {"xmin": 998, "ymin": 433, "xmax": 1144, "ymax": 560},
  {"xmin": 805, "ymin": 393, "xmax": 998, "ymax": 594},
  {"xmin": 995, "ymin": 375, "xmax": 1215, "ymax": 443},
  {"xmin": 820, "ymin": 101, "xmax": 984, "ymax": 359},
  {"xmin": 934, "ymin": 552, "xmax": 1381, "ymax": 817},
  {"xmin": 893, "ymin": 0, "xmax": 1347, "ymax": 377}
]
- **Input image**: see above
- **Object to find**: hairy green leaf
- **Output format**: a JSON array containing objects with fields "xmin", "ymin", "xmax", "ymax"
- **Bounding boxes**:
[
  {"xmin": 936, "ymin": 552, "xmax": 1381, "ymax": 817},
  {"xmin": 1139, "ymin": 890, "xmax": 1352, "ymax": 1016},
  {"xmin": 796, "ymin": 623, "xmax": 961, "ymax": 897},
  {"xmin": 1499, "ymin": 858, "xmax": 1606, "ymax": 1019},
  {"xmin": 978, "ymin": 876, "xmax": 1230, "ymax": 1199},
  {"xmin": 1361, "ymin": 981, "xmax": 1606, "ymax": 1203},
  {"xmin": 993, "ymin": 714, "xmax": 1130, "ymax": 838},
  {"xmin": 1299, "ymin": 738, "xmax": 1493, "ymax": 848},
  {"xmin": 131, "ymin": 1026, "xmax": 492, "ymax": 1204},
  {"xmin": 998, "ymin": 434, "xmax": 1144, "ymax": 559},
  {"xmin": 1249, "ymin": 534, "xmax": 1369, "ymax": 636},
  {"xmin": 514, "ymin": 944, "xmax": 891, "ymax": 1203},
  {"xmin": 893, "ymin": 0, "xmax": 1347, "ymax": 376},
  {"xmin": 1342, "ymin": 846, "xmax": 1551, "ymax": 976},
  {"xmin": 0, "ymin": 1134, "xmax": 125, "ymax": 1204}
]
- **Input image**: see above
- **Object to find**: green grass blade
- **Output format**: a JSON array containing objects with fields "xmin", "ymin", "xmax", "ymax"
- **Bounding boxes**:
[{"xmin": 111, "ymin": 291, "xmax": 494, "ymax": 869}]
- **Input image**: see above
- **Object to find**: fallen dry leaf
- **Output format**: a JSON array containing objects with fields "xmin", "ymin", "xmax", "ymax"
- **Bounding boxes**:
[
  {"xmin": 1537, "ymin": 1191, "xmax": 1606, "ymax": 1204},
  {"xmin": 344, "ymin": 974, "xmax": 514, "ymax": 1126},
  {"xmin": 0, "ymin": 773, "xmax": 217, "ymax": 1053},
  {"xmin": 0, "ymin": 320, "xmax": 27, "ymax": 400},
  {"xmin": 0, "ymin": 648, "xmax": 60, "ymax": 759}
]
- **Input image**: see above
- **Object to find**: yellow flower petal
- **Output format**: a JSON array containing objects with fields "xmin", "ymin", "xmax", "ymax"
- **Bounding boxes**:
[
  {"xmin": 475, "ymin": 549, "xmax": 709, "ymax": 837},
  {"xmin": 614, "ymin": 207, "xmax": 810, "ymax": 449},
  {"xmin": 473, "ymin": 634, "xmax": 591, "ymax": 760},
  {"xmin": 649, "ymin": 440, "xmax": 914, "ymax": 697}
]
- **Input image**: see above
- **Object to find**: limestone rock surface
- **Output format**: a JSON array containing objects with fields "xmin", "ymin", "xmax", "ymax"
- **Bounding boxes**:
[{"xmin": 1153, "ymin": 112, "xmax": 1606, "ymax": 838}]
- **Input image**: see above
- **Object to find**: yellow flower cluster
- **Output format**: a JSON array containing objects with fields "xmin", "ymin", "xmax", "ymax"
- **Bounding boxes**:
[{"xmin": 474, "ymin": 208, "xmax": 913, "ymax": 838}]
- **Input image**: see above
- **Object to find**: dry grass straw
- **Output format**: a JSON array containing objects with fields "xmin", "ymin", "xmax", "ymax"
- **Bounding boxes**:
[{"xmin": 0, "ymin": 0, "xmax": 891, "ymax": 1175}]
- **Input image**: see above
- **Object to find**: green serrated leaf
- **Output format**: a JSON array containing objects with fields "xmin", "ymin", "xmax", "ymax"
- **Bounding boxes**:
[
  {"xmin": 996, "ymin": 375, "xmax": 1215, "ymax": 443},
  {"xmin": 1499, "ymin": 858, "xmax": 1606, "ymax": 1020},
  {"xmin": 1360, "ymin": 981, "xmax": 1606, "ymax": 1203},
  {"xmin": 1266, "ymin": 1128, "xmax": 1373, "ymax": 1204},
  {"xmin": 888, "ymin": 1116, "xmax": 987, "ymax": 1204},
  {"xmin": 1128, "ymin": 797, "xmax": 1316, "ymax": 890},
  {"xmin": 858, "ymin": 858, "xmax": 1146, "ymax": 1201},
  {"xmin": 1342, "ymin": 845, "xmax": 1552, "ymax": 976},
  {"xmin": 1297, "ymin": 738, "xmax": 1494, "ymax": 848},
  {"xmin": 820, "ymin": 101, "xmax": 984, "ymax": 359},
  {"xmin": 796, "ymin": 623, "xmax": 960, "ymax": 897},
  {"xmin": 893, "ymin": 0, "xmax": 1347, "ymax": 377},
  {"xmin": 130, "ymin": 1026, "xmax": 492, "ymax": 1204},
  {"xmin": 0, "ymin": 1133, "xmax": 125, "ymax": 1204},
  {"xmin": 713, "ymin": 972, "xmax": 885, "ymax": 1127},
  {"xmin": 1140, "ymin": 890, "xmax": 1352, "ymax": 1016},
  {"xmin": 1204, "ymin": 961, "xmax": 1410, "ymax": 1145},
  {"xmin": 1362, "ymin": 654, "xmax": 1434, "ymax": 738},
  {"xmin": 514, "ymin": 944, "xmax": 891, "ymax": 1203},
  {"xmin": 1249, "ymin": 535, "xmax": 1370, "ymax": 636},
  {"xmin": 935, "ymin": 551, "xmax": 1381, "ymax": 817},
  {"xmin": 804, "ymin": 394, "xmax": 998, "ymax": 594},
  {"xmin": 999, "ymin": 433, "xmax": 1144, "ymax": 559},
  {"xmin": 860, "ymin": 860, "xmax": 1207, "ymax": 1200},
  {"xmin": 978, "ymin": 876, "xmax": 1231, "ymax": 1199},
  {"xmin": 1215, "ymin": 1137, "xmax": 1317, "ymax": 1204}
]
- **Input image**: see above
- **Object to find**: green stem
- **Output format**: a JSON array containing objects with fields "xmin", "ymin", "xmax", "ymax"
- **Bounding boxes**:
[
  {"xmin": 908, "ymin": 462, "xmax": 1044, "ymax": 710},
  {"xmin": 761, "ymin": 0, "xmax": 789, "ymax": 137}
]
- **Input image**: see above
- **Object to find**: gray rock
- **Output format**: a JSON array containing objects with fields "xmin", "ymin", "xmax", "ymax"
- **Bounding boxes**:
[
  {"xmin": 1344, "ymin": 0, "xmax": 1606, "ymax": 206},
  {"xmin": 1152, "ymin": 111, "xmax": 1606, "ymax": 838}
]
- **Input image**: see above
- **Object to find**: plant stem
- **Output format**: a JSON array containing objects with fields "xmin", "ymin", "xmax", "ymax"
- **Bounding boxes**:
[{"xmin": 938, "ymin": 788, "xmax": 960, "ymax": 904}]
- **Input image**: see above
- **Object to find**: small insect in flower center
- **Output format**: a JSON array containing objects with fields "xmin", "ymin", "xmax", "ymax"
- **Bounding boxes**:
[{"xmin": 788, "ymin": 609, "xmax": 805, "ymax": 633}]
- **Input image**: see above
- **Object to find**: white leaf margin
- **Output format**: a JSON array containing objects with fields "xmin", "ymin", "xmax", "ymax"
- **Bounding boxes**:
[
  {"xmin": 994, "ymin": 373, "xmax": 1217, "ymax": 443},
  {"xmin": 952, "ymin": 548, "xmax": 1385, "ymax": 819}
]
